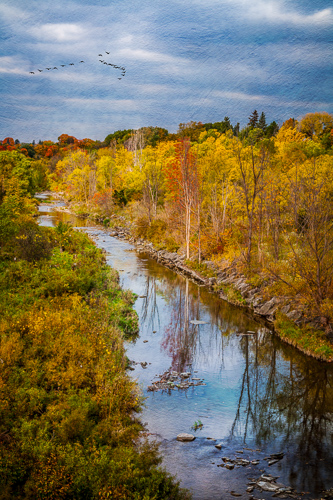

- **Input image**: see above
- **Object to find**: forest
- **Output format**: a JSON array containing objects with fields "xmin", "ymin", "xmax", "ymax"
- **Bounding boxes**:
[
  {"xmin": 1, "ymin": 110, "xmax": 333, "ymax": 495},
  {"xmin": 3, "ymin": 111, "xmax": 333, "ymax": 333}
]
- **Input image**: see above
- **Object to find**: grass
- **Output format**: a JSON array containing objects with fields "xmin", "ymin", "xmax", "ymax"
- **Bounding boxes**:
[
  {"xmin": 274, "ymin": 312, "xmax": 333, "ymax": 362},
  {"xmin": 184, "ymin": 259, "xmax": 215, "ymax": 278},
  {"xmin": 191, "ymin": 420, "xmax": 203, "ymax": 431}
]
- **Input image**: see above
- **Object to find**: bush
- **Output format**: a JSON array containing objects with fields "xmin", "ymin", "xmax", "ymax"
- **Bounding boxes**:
[
  {"xmin": 135, "ymin": 217, "xmax": 179, "ymax": 251},
  {"xmin": 0, "ymin": 221, "xmax": 189, "ymax": 499},
  {"xmin": 16, "ymin": 224, "xmax": 52, "ymax": 262}
]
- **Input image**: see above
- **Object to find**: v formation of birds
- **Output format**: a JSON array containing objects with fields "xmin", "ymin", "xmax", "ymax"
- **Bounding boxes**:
[{"xmin": 29, "ymin": 51, "xmax": 126, "ymax": 80}]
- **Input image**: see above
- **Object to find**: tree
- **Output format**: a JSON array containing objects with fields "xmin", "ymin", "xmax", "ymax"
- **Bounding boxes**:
[
  {"xmin": 248, "ymin": 110, "xmax": 259, "ymax": 128},
  {"xmin": 203, "ymin": 117, "xmax": 233, "ymax": 135},
  {"xmin": 177, "ymin": 121, "xmax": 204, "ymax": 142},
  {"xmin": 232, "ymin": 138, "xmax": 270, "ymax": 266},
  {"xmin": 196, "ymin": 131, "xmax": 234, "ymax": 255},
  {"xmin": 141, "ymin": 145, "xmax": 166, "ymax": 223},
  {"xmin": 265, "ymin": 121, "xmax": 279, "ymax": 138},
  {"xmin": 258, "ymin": 112, "xmax": 267, "ymax": 132},
  {"xmin": 104, "ymin": 129, "xmax": 132, "ymax": 146},
  {"xmin": 0, "ymin": 150, "xmax": 35, "ymax": 203},
  {"xmin": 299, "ymin": 112, "xmax": 333, "ymax": 139},
  {"xmin": 165, "ymin": 139, "xmax": 199, "ymax": 259}
]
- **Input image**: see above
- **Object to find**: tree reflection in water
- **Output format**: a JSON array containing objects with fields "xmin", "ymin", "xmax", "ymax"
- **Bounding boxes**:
[
  {"xmin": 231, "ymin": 334, "xmax": 333, "ymax": 491},
  {"xmin": 138, "ymin": 263, "xmax": 333, "ymax": 493},
  {"xmin": 139, "ymin": 275, "xmax": 160, "ymax": 332}
]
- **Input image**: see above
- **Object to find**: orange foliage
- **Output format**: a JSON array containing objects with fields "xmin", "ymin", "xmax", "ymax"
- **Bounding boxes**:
[{"xmin": 2, "ymin": 137, "xmax": 15, "ymax": 146}]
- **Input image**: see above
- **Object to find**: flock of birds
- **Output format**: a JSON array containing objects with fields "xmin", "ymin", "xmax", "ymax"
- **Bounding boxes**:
[{"xmin": 28, "ymin": 51, "xmax": 126, "ymax": 80}]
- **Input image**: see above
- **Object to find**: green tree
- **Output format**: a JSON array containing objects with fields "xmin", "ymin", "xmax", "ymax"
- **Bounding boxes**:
[
  {"xmin": 258, "ymin": 112, "xmax": 267, "ymax": 132},
  {"xmin": 248, "ymin": 110, "xmax": 259, "ymax": 128}
]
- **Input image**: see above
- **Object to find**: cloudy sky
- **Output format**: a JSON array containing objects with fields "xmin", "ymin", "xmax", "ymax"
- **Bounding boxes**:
[{"xmin": 1, "ymin": 0, "xmax": 332, "ymax": 142}]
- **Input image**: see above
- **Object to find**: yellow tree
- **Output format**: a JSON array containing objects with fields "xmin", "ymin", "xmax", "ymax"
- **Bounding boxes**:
[
  {"xmin": 94, "ymin": 148, "xmax": 120, "ymax": 213},
  {"xmin": 196, "ymin": 131, "xmax": 235, "ymax": 253},
  {"xmin": 55, "ymin": 151, "xmax": 95, "ymax": 203},
  {"xmin": 299, "ymin": 112, "xmax": 333, "ymax": 139},
  {"xmin": 231, "ymin": 133, "xmax": 272, "ymax": 266}
]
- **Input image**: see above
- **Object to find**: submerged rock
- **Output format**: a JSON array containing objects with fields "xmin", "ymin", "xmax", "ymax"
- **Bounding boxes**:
[
  {"xmin": 225, "ymin": 463, "xmax": 235, "ymax": 470},
  {"xmin": 148, "ymin": 368, "xmax": 206, "ymax": 392},
  {"xmin": 248, "ymin": 473, "xmax": 297, "ymax": 498}
]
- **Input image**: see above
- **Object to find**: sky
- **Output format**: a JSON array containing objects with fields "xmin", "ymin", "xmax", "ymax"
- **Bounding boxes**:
[{"xmin": 0, "ymin": 0, "xmax": 332, "ymax": 143}]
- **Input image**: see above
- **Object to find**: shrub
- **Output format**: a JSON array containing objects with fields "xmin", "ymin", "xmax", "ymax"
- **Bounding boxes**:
[{"xmin": 16, "ymin": 224, "xmax": 52, "ymax": 262}]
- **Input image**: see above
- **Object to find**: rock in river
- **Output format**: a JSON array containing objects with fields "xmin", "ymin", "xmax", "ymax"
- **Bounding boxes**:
[{"xmin": 176, "ymin": 433, "xmax": 196, "ymax": 442}]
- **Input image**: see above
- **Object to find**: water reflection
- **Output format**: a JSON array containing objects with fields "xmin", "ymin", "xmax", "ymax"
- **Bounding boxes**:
[
  {"xmin": 141, "ymin": 261, "xmax": 333, "ymax": 493},
  {"xmin": 38, "ymin": 198, "xmax": 333, "ymax": 498}
]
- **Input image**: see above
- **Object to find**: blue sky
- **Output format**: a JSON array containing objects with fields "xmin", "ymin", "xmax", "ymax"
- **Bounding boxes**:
[{"xmin": 0, "ymin": 0, "xmax": 332, "ymax": 142}]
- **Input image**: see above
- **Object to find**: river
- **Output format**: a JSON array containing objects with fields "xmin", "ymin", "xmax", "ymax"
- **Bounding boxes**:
[{"xmin": 38, "ymin": 194, "xmax": 333, "ymax": 500}]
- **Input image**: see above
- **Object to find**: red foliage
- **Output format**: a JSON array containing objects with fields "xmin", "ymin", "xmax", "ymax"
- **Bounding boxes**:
[{"xmin": 2, "ymin": 137, "xmax": 15, "ymax": 146}]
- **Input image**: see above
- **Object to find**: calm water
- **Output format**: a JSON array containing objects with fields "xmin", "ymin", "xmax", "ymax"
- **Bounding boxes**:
[{"xmin": 38, "ymin": 196, "xmax": 333, "ymax": 500}]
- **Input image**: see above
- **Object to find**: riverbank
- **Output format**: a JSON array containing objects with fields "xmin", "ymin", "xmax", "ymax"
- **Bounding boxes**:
[
  {"xmin": 53, "ymin": 197, "xmax": 333, "ymax": 363},
  {"xmin": 0, "ymin": 217, "xmax": 190, "ymax": 499}
]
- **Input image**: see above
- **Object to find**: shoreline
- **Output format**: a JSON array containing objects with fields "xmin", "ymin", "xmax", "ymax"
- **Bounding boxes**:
[{"xmin": 51, "ymin": 199, "xmax": 333, "ymax": 363}]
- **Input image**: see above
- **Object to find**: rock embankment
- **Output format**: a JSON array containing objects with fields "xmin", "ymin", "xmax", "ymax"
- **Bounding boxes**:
[
  {"xmin": 52, "ymin": 199, "xmax": 332, "ymax": 360},
  {"xmin": 107, "ymin": 225, "xmax": 303, "ymax": 327}
]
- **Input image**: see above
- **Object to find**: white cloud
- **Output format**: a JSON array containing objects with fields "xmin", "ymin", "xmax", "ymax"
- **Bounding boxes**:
[
  {"xmin": 0, "ymin": 4, "xmax": 27, "ymax": 21},
  {"xmin": 118, "ymin": 47, "xmax": 189, "ymax": 65},
  {"xmin": 245, "ymin": 1, "xmax": 333, "ymax": 25},
  {"xmin": 211, "ymin": 89, "xmax": 331, "ymax": 110},
  {"xmin": 192, "ymin": 0, "xmax": 333, "ymax": 26},
  {"xmin": 64, "ymin": 97, "xmax": 141, "ymax": 111},
  {"xmin": 29, "ymin": 23, "xmax": 86, "ymax": 42},
  {"xmin": 0, "ymin": 56, "xmax": 28, "ymax": 75}
]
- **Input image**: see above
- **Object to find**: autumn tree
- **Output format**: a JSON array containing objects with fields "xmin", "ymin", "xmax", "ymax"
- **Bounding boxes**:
[
  {"xmin": 196, "ymin": 131, "xmax": 235, "ymax": 256},
  {"xmin": 140, "ymin": 145, "xmax": 166, "ymax": 223},
  {"xmin": 299, "ymin": 112, "xmax": 333, "ymax": 139},
  {"xmin": 177, "ymin": 121, "xmax": 204, "ymax": 142},
  {"xmin": 55, "ymin": 151, "xmax": 96, "ymax": 203},
  {"xmin": 232, "ymin": 137, "xmax": 271, "ymax": 266},
  {"xmin": 165, "ymin": 139, "xmax": 199, "ymax": 259}
]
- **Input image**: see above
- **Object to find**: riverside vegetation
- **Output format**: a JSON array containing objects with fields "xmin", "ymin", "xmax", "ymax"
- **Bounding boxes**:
[
  {"xmin": 0, "ymin": 149, "xmax": 190, "ymax": 497},
  {"xmin": 1, "ymin": 111, "xmax": 333, "ymax": 361}
]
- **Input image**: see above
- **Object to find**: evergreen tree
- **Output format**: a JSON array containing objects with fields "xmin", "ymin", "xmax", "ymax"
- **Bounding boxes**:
[
  {"xmin": 233, "ymin": 122, "xmax": 240, "ymax": 136},
  {"xmin": 258, "ymin": 112, "xmax": 267, "ymax": 131},
  {"xmin": 266, "ymin": 121, "xmax": 279, "ymax": 138},
  {"xmin": 248, "ymin": 110, "xmax": 259, "ymax": 128}
]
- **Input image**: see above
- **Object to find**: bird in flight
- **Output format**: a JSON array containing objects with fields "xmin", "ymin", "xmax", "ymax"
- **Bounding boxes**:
[{"xmin": 29, "ymin": 54, "xmax": 127, "ymax": 79}]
